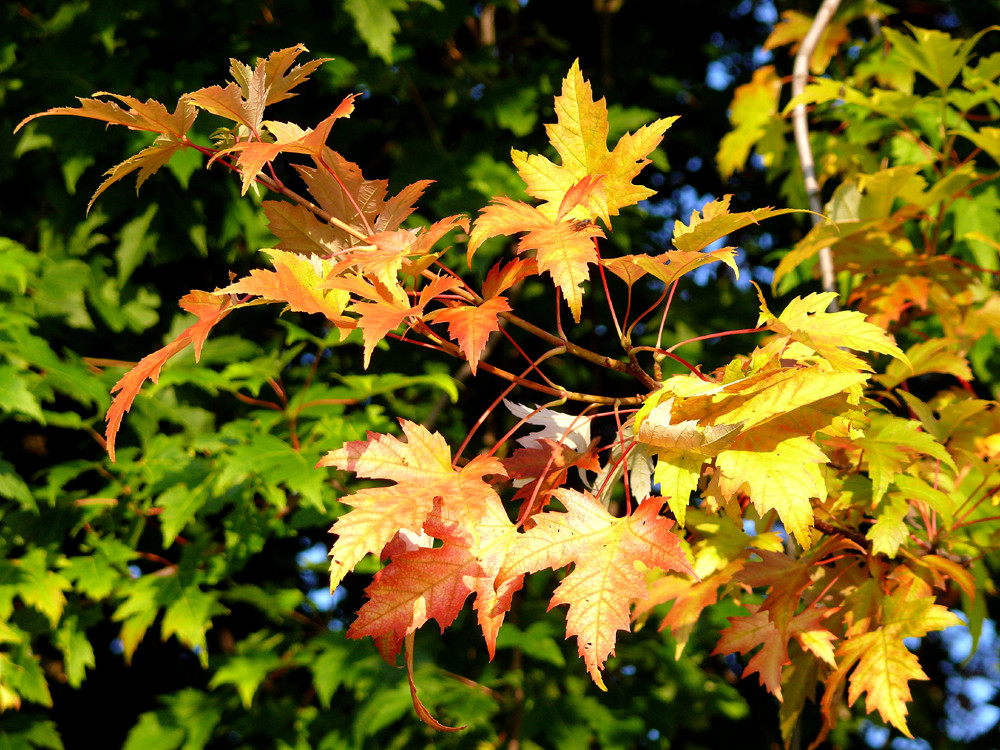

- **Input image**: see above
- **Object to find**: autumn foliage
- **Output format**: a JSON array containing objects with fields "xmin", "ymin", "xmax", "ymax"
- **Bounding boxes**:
[{"xmin": 16, "ymin": 18, "xmax": 1000, "ymax": 747}]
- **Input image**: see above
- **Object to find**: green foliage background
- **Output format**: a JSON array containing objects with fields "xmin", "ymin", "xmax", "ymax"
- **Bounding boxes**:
[{"xmin": 2, "ymin": 1, "xmax": 998, "ymax": 748}]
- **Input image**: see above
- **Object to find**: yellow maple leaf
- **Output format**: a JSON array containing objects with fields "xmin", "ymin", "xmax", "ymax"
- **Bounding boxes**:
[{"xmin": 511, "ymin": 60, "xmax": 676, "ymax": 227}]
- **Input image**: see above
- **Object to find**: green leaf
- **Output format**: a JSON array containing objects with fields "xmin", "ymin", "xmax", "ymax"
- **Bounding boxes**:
[
  {"xmin": 0, "ymin": 458, "xmax": 34, "ymax": 510},
  {"xmin": 62, "ymin": 554, "xmax": 121, "ymax": 601},
  {"xmin": 342, "ymin": 0, "xmax": 409, "ymax": 63},
  {"xmin": 53, "ymin": 616, "xmax": 96, "ymax": 688},
  {"xmin": 122, "ymin": 712, "xmax": 185, "ymax": 750},
  {"xmin": 0, "ymin": 716, "xmax": 63, "ymax": 750},
  {"xmin": 883, "ymin": 24, "xmax": 997, "ymax": 90},
  {"xmin": 14, "ymin": 549, "xmax": 70, "ymax": 628},
  {"xmin": 891, "ymin": 475, "xmax": 956, "ymax": 525},
  {"xmin": 1, "ymin": 642, "xmax": 53, "ymax": 708},
  {"xmin": 160, "ymin": 577, "xmax": 227, "ymax": 668},
  {"xmin": 214, "ymin": 433, "xmax": 326, "ymax": 512},
  {"xmin": 0, "ymin": 364, "xmax": 44, "ymax": 422},
  {"xmin": 867, "ymin": 494, "xmax": 909, "ymax": 557},
  {"xmin": 155, "ymin": 483, "xmax": 210, "ymax": 547},
  {"xmin": 160, "ymin": 689, "xmax": 223, "ymax": 750},
  {"xmin": 207, "ymin": 632, "xmax": 284, "ymax": 708},
  {"xmin": 495, "ymin": 620, "xmax": 567, "ymax": 667},
  {"xmin": 115, "ymin": 203, "xmax": 158, "ymax": 286}
]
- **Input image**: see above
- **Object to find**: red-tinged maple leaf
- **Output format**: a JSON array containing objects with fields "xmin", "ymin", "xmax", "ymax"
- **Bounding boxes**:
[
  {"xmin": 424, "ymin": 492, "xmax": 525, "ymax": 657},
  {"xmin": 317, "ymin": 421, "xmax": 506, "ymax": 590},
  {"xmin": 432, "ymin": 296, "xmax": 511, "ymax": 375},
  {"xmin": 822, "ymin": 584, "xmax": 963, "ymax": 737},
  {"xmin": 105, "ymin": 291, "xmax": 233, "ymax": 462},
  {"xmin": 350, "ymin": 491, "xmax": 522, "ymax": 663},
  {"xmin": 714, "ymin": 606, "xmax": 788, "ymax": 699},
  {"xmin": 737, "ymin": 548, "xmax": 824, "ymax": 637},
  {"xmin": 375, "ymin": 180, "xmax": 435, "ymax": 233},
  {"xmin": 468, "ymin": 197, "xmax": 603, "ymax": 322},
  {"xmin": 242, "ymin": 44, "xmax": 332, "ymax": 106},
  {"xmin": 482, "ymin": 257, "xmax": 538, "ymax": 298},
  {"xmin": 336, "ymin": 215, "xmax": 468, "ymax": 290},
  {"xmin": 348, "ymin": 536, "xmax": 484, "ymax": 658},
  {"xmin": 634, "ymin": 561, "xmax": 744, "ymax": 658},
  {"xmin": 214, "ymin": 248, "xmax": 353, "ymax": 334},
  {"xmin": 16, "ymin": 92, "xmax": 197, "ymax": 138},
  {"xmin": 498, "ymin": 489, "xmax": 693, "ymax": 689},
  {"xmin": 512, "ymin": 60, "xmax": 676, "ymax": 226},
  {"xmin": 790, "ymin": 606, "xmax": 839, "ymax": 668},
  {"xmin": 503, "ymin": 437, "xmax": 601, "ymax": 520}
]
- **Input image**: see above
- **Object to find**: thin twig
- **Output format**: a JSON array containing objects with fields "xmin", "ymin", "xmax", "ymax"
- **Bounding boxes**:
[{"xmin": 791, "ymin": 0, "xmax": 842, "ymax": 309}]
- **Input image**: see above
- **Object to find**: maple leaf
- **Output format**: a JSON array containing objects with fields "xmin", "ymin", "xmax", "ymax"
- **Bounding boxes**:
[
  {"xmin": 349, "ymin": 491, "xmax": 522, "ymax": 663},
  {"xmin": 602, "ymin": 246, "xmax": 739, "ymax": 289},
  {"xmin": 481, "ymin": 258, "xmax": 538, "ymax": 299},
  {"xmin": 823, "ymin": 584, "xmax": 963, "ymax": 736},
  {"xmin": 717, "ymin": 65, "xmax": 786, "ymax": 178},
  {"xmin": 714, "ymin": 606, "xmax": 788, "ymax": 698},
  {"xmin": 755, "ymin": 289, "xmax": 908, "ymax": 373},
  {"xmin": 186, "ymin": 45, "xmax": 331, "ymax": 133},
  {"xmin": 670, "ymin": 195, "xmax": 801, "ymax": 254},
  {"xmin": 263, "ymin": 201, "xmax": 345, "ymax": 256},
  {"xmin": 469, "ymin": 197, "xmax": 603, "ymax": 322},
  {"xmin": 211, "ymin": 98, "xmax": 357, "ymax": 194},
  {"xmin": 317, "ymin": 420, "xmax": 506, "ymax": 591},
  {"xmin": 854, "ymin": 411, "xmax": 956, "ymax": 505},
  {"xmin": 330, "ymin": 273, "xmax": 457, "ymax": 367},
  {"xmin": 764, "ymin": 10, "xmax": 852, "ymax": 73},
  {"xmin": 636, "ymin": 366, "xmax": 866, "ymax": 542},
  {"xmin": 511, "ymin": 60, "xmax": 676, "ymax": 225},
  {"xmin": 105, "ymin": 291, "xmax": 233, "ymax": 462},
  {"xmin": 16, "ymin": 94, "xmax": 198, "ymax": 212},
  {"xmin": 504, "ymin": 399, "xmax": 594, "ymax": 456},
  {"xmin": 714, "ymin": 603, "xmax": 839, "ymax": 701},
  {"xmin": 498, "ymin": 489, "xmax": 693, "ymax": 689},
  {"xmin": 335, "ymin": 215, "xmax": 468, "ymax": 292},
  {"xmin": 215, "ymin": 248, "xmax": 353, "ymax": 334},
  {"xmin": 634, "ymin": 561, "xmax": 743, "ymax": 658},
  {"xmin": 503, "ymin": 438, "xmax": 601, "ymax": 520},
  {"xmin": 348, "ymin": 535, "xmax": 483, "ymax": 658},
  {"xmin": 294, "ymin": 154, "xmax": 388, "ymax": 244},
  {"xmin": 432, "ymin": 296, "xmax": 510, "ymax": 374}
]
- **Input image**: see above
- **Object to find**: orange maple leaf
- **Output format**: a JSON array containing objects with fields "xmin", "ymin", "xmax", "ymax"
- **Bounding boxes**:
[
  {"xmin": 432, "ymin": 296, "xmax": 511, "ymax": 375},
  {"xmin": 469, "ymin": 197, "xmax": 603, "ymax": 322},
  {"xmin": 498, "ymin": 489, "xmax": 693, "ymax": 689},
  {"xmin": 105, "ymin": 291, "xmax": 233, "ymax": 462},
  {"xmin": 210, "ymin": 97, "xmax": 357, "ymax": 194},
  {"xmin": 186, "ymin": 45, "xmax": 330, "ymax": 133}
]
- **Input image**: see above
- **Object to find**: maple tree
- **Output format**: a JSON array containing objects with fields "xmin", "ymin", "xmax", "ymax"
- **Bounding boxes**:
[{"xmin": 6, "ymin": 5, "xmax": 1000, "ymax": 748}]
